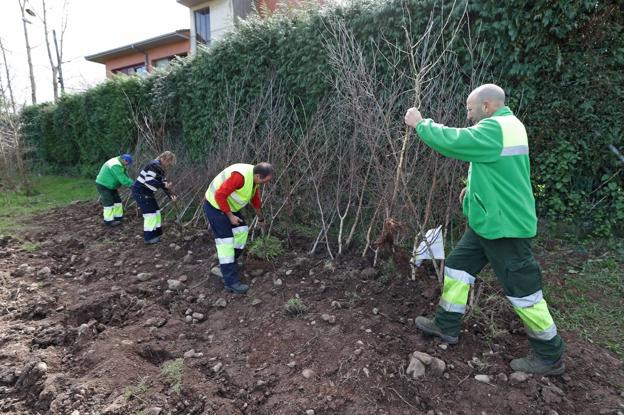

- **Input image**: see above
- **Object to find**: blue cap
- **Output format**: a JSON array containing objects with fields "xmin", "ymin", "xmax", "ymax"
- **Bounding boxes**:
[{"xmin": 120, "ymin": 154, "xmax": 133, "ymax": 165}]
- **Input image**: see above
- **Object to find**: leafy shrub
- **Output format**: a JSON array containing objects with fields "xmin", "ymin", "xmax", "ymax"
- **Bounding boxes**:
[{"xmin": 248, "ymin": 235, "xmax": 285, "ymax": 261}]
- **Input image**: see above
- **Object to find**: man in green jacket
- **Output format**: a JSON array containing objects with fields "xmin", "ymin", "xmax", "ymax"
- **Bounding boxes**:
[
  {"xmin": 404, "ymin": 84, "xmax": 565, "ymax": 375},
  {"xmin": 95, "ymin": 154, "xmax": 134, "ymax": 227}
]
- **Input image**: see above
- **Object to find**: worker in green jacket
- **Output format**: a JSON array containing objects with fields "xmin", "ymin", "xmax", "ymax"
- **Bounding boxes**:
[
  {"xmin": 95, "ymin": 154, "xmax": 134, "ymax": 227},
  {"xmin": 404, "ymin": 84, "xmax": 565, "ymax": 375}
]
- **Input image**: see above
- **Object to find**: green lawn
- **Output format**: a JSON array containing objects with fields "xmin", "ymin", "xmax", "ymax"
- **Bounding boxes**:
[
  {"xmin": 544, "ymin": 242, "xmax": 624, "ymax": 358},
  {"xmin": 465, "ymin": 235, "xmax": 624, "ymax": 359},
  {"xmin": 0, "ymin": 175, "xmax": 96, "ymax": 234}
]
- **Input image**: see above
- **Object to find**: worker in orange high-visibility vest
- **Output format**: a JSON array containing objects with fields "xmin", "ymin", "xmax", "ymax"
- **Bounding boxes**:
[{"xmin": 204, "ymin": 162, "xmax": 273, "ymax": 294}]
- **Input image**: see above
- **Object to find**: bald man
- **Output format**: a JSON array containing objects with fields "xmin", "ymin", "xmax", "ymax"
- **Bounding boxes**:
[{"xmin": 404, "ymin": 84, "xmax": 565, "ymax": 375}]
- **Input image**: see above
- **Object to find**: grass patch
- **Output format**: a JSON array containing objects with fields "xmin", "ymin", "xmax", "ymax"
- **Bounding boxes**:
[
  {"xmin": 160, "ymin": 358, "xmax": 184, "ymax": 394},
  {"xmin": 284, "ymin": 297, "xmax": 307, "ymax": 316},
  {"xmin": 123, "ymin": 377, "xmax": 149, "ymax": 401},
  {"xmin": 546, "ymin": 254, "xmax": 624, "ymax": 358},
  {"xmin": 248, "ymin": 235, "xmax": 285, "ymax": 261},
  {"xmin": 0, "ymin": 175, "xmax": 96, "ymax": 234},
  {"xmin": 21, "ymin": 241, "xmax": 39, "ymax": 252}
]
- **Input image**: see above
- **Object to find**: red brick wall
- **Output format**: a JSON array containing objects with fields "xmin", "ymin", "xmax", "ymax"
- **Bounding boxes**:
[{"xmin": 257, "ymin": 0, "xmax": 324, "ymax": 13}]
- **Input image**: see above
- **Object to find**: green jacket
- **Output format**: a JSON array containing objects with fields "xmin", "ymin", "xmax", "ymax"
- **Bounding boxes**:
[
  {"xmin": 95, "ymin": 156, "xmax": 133, "ymax": 190},
  {"xmin": 415, "ymin": 106, "xmax": 537, "ymax": 239}
]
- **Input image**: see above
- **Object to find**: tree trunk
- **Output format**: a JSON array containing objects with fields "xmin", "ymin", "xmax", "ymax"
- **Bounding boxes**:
[{"xmin": 18, "ymin": 0, "xmax": 37, "ymax": 104}]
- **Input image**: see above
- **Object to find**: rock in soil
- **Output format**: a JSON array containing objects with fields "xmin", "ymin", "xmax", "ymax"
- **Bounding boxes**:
[{"xmin": 406, "ymin": 356, "xmax": 426, "ymax": 379}]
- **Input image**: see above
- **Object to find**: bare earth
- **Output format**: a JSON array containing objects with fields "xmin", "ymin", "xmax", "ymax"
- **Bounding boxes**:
[{"xmin": 0, "ymin": 201, "xmax": 622, "ymax": 415}]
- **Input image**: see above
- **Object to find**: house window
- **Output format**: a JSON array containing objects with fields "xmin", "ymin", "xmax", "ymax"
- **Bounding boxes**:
[
  {"xmin": 113, "ymin": 63, "xmax": 147, "ymax": 76},
  {"xmin": 153, "ymin": 57, "xmax": 172, "ymax": 70},
  {"xmin": 194, "ymin": 7, "xmax": 210, "ymax": 45},
  {"xmin": 153, "ymin": 54, "xmax": 187, "ymax": 70}
]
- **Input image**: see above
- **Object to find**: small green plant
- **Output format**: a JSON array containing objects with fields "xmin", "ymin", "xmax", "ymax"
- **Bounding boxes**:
[
  {"xmin": 248, "ymin": 235, "xmax": 284, "ymax": 261},
  {"xmin": 378, "ymin": 259, "xmax": 396, "ymax": 285},
  {"xmin": 285, "ymin": 297, "xmax": 307, "ymax": 316},
  {"xmin": 123, "ymin": 377, "xmax": 149, "ymax": 400},
  {"xmin": 21, "ymin": 241, "xmax": 39, "ymax": 252},
  {"xmin": 344, "ymin": 290, "xmax": 362, "ymax": 306},
  {"xmin": 160, "ymin": 358, "xmax": 184, "ymax": 394}
]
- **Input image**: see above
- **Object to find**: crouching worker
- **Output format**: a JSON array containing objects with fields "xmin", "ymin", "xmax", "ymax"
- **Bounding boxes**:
[
  {"xmin": 204, "ymin": 162, "xmax": 273, "ymax": 294},
  {"xmin": 132, "ymin": 151, "xmax": 177, "ymax": 245},
  {"xmin": 95, "ymin": 154, "xmax": 134, "ymax": 227}
]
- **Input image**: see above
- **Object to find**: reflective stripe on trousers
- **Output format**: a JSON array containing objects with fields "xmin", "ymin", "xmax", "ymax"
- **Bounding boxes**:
[
  {"xmin": 113, "ymin": 203, "xmax": 123, "ymax": 218},
  {"xmin": 439, "ymin": 266, "xmax": 476, "ymax": 314},
  {"xmin": 507, "ymin": 291, "xmax": 558, "ymax": 341},
  {"xmin": 216, "ymin": 237, "xmax": 235, "ymax": 264},
  {"xmin": 232, "ymin": 225, "xmax": 249, "ymax": 249},
  {"xmin": 143, "ymin": 211, "xmax": 162, "ymax": 232},
  {"xmin": 103, "ymin": 206, "xmax": 114, "ymax": 222}
]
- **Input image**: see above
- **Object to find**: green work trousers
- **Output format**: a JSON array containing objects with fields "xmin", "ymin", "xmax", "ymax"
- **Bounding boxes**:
[{"xmin": 435, "ymin": 228, "xmax": 565, "ymax": 361}]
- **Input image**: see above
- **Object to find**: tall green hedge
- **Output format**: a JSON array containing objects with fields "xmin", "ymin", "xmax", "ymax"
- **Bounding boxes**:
[{"xmin": 20, "ymin": 0, "xmax": 624, "ymax": 234}]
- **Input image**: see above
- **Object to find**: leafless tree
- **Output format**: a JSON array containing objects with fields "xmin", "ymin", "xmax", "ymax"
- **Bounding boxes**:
[
  {"xmin": 18, "ymin": 0, "xmax": 37, "ymax": 104},
  {"xmin": 40, "ymin": 0, "xmax": 69, "ymax": 101},
  {"xmin": 0, "ymin": 50, "xmax": 28, "ymax": 189}
]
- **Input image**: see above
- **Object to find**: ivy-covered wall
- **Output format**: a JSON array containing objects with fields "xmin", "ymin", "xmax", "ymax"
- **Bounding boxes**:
[{"xmin": 20, "ymin": 0, "xmax": 624, "ymax": 234}]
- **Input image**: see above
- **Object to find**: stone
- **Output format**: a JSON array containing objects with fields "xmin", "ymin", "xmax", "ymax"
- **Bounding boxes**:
[
  {"xmin": 192, "ymin": 312, "xmax": 205, "ymax": 321},
  {"xmin": 287, "ymin": 361, "xmax": 296, "ymax": 368},
  {"xmin": 302, "ymin": 369, "xmax": 314, "ymax": 379},
  {"xmin": 306, "ymin": 410, "xmax": 315, "ymax": 415},
  {"xmin": 509, "ymin": 371, "xmax": 530, "ymax": 384},
  {"xmin": 144, "ymin": 408, "xmax": 163, "ymax": 415},
  {"xmin": 144, "ymin": 317, "xmax": 167, "ymax": 328},
  {"xmin": 213, "ymin": 362, "xmax": 223, "ymax": 373},
  {"xmin": 438, "ymin": 344, "xmax": 448, "ymax": 350},
  {"xmin": 250, "ymin": 269, "xmax": 265, "ymax": 277},
  {"xmin": 185, "ymin": 316, "xmax": 193, "ymax": 323},
  {"xmin": 273, "ymin": 278, "xmax": 283, "ymax": 286},
  {"xmin": 178, "ymin": 275, "xmax": 188, "ymax": 282},
  {"xmin": 15, "ymin": 263, "xmax": 35, "ymax": 277},
  {"xmin": 475, "ymin": 374, "xmax": 491, "ymax": 384},
  {"xmin": 321, "ymin": 314, "xmax": 336, "ymax": 324},
  {"xmin": 36, "ymin": 267, "xmax": 52, "ymax": 278},
  {"xmin": 136, "ymin": 272, "xmax": 152, "ymax": 281},
  {"xmin": 412, "ymin": 351, "xmax": 433, "ymax": 365},
  {"xmin": 102, "ymin": 395, "xmax": 126, "ymax": 414},
  {"xmin": 360, "ymin": 267, "xmax": 377, "ymax": 279},
  {"xmin": 406, "ymin": 356, "xmax": 426, "ymax": 378},
  {"xmin": 210, "ymin": 266, "xmax": 222, "ymax": 277},
  {"xmin": 167, "ymin": 279, "xmax": 183, "ymax": 290},
  {"xmin": 184, "ymin": 349, "xmax": 203, "ymax": 358},
  {"xmin": 70, "ymin": 411, "xmax": 80, "ymax": 415},
  {"xmin": 214, "ymin": 298, "xmax": 227, "ymax": 308},
  {"xmin": 372, "ymin": 307, "xmax": 379, "ymax": 315},
  {"xmin": 251, "ymin": 298, "xmax": 262, "ymax": 306},
  {"xmin": 331, "ymin": 301, "xmax": 342, "ymax": 309},
  {"xmin": 285, "ymin": 269, "xmax": 293, "ymax": 276},
  {"xmin": 542, "ymin": 386, "xmax": 562, "ymax": 404},
  {"xmin": 429, "ymin": 358, "xmax": 446, "ymax": 376},
  {"xmin": 183, "ymin": 253, "xmax": 193, "ymax": 264}
]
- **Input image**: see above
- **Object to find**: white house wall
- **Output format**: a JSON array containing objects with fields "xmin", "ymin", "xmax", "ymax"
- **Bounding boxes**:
[{"xmin": 189, "ymin": 0, "xmax": 235, "ymax": 53}]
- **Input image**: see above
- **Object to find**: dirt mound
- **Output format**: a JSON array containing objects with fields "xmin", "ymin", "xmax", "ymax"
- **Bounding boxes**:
[{"xmin": 0, "ymin": 201, "xmax": 622, "ymax": 414}]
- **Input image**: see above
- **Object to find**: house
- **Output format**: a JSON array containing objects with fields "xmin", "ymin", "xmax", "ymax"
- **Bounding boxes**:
[
  {"xmin": 176, "ymin": 0, "xmax": 324, "ymax": 54},
  {"xmin": 85, "ymin": 30, "xmax": 190, "ymax": 78}
]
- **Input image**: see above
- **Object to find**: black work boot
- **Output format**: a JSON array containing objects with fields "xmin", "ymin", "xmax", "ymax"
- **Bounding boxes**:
[
  {"xmin": 415, "ymin": 316, "xmax": 459, "ymax": 344},
  {"xmin": 510, "ymin": 353, "xmax": 565, "ymax": 375}
]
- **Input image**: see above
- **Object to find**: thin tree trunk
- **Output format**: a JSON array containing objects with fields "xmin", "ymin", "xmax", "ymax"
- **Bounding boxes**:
[
  {"xmin": 18, "ymin": 0, "xmax": 37, "ymax": 104},
  {"xmin": 0, "ymin": 38, "xmax": 16, "ymax": 115},
  {"xmin": 42, "ymin": 0, "xmax": 59, "ymax": 101}
]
